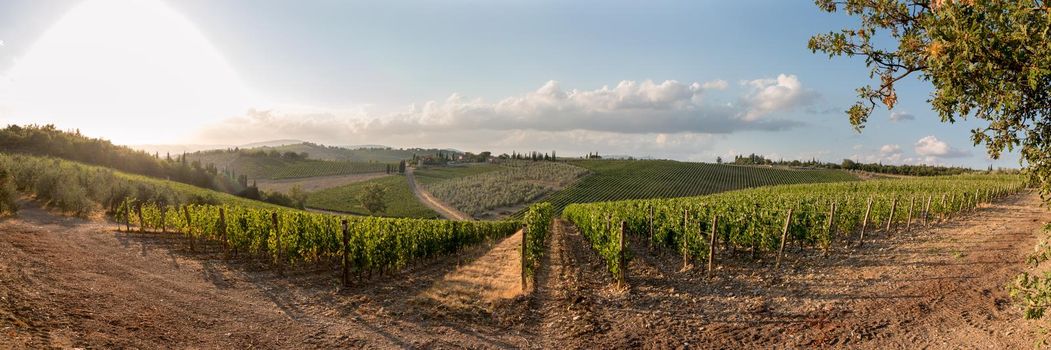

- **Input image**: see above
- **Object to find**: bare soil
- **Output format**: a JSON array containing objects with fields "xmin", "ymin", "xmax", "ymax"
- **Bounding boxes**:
[
  {"xmin": 254, "ymin": 172, "xmax": 391, "ymax": 193},
  {"xmin": 1, "ymin": 193, "xmax": 1048, "ymax": 349},
  {"xmin": 405, "ymin": 167, "xmax": 472, "ymax": 221}
]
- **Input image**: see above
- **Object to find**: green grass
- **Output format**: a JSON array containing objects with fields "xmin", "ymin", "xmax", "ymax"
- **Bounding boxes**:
[
  {"xmin": 544, "ymin": 159, "xmax": 859, "ymax": 213},
  {"xmin": 306, "ymin": 175, "xmax": 439, "ymax": 218},
  {"xmin": 413, "ymin": 163, "xmax": 504, "ymax": 185}
]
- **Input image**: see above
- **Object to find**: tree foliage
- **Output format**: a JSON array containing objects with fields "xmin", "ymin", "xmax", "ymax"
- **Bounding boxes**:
[
  {"xmin": 359, "ymin": 183, "xmax": 388, "ymax": 215},
  {"xmin": 809, "ymin": 0, "xmax": 1051, "ymax": 190}
]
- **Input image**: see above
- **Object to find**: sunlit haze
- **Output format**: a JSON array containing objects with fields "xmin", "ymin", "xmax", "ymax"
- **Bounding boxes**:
[{"xmin": 3, "ymin": 0, "xmax": 254, "ymax": 144}]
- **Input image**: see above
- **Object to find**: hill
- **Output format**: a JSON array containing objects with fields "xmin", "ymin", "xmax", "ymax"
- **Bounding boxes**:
[
  {"xmin": 0, "ymin": 124, "xmax": 244, "ymax": 194},
  {"xmin": 305, "ymin": 175, "xmax": 439, "ymax": 218},
  {"xmin": 542, "ymin": 159, "xmax": 859, "ymax": 213},
  {"xmin": 184, "ymin": 149, "xmax": 390, "ymax": 180},
  {"xmin": 260, "ymin": 143, "xmax": 454, "ymax": 163},
  {"xmin": 0, "ymin": 153, "xmax": 281, "ymax": 217}
]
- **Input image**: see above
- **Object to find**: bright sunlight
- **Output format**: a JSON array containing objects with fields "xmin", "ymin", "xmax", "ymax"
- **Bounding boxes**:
[{"xmin": 5, "ymin": 0, "xmax": 253, "ymax": 144}]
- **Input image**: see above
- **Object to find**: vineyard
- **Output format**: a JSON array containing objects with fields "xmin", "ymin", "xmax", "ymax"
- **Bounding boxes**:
[
  {"xmin": 117, "ymin": 199, "xmax": 519, "ymax": 277},
  {"xmin": 563, "ymin": 174, "xmax": 1026, "ymax": 281},
  {"xmin": 185, "ymin": 150, "xmax": 390, "ymax": 180},
  {"xmin": 422, "ymin": 161, "xmax": 588, "ymax": 217},
  {"xmin": 544, "ymin": 160, "xmax": 859, "ymax": 213}
]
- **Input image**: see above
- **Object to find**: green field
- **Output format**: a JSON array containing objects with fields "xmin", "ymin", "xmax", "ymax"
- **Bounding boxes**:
[
  {"xmin": 186, "ymin": 150, "xmax": 389, "ymax": 180},
  {"xmin": 305, "ymin": 175, "xmax": 439, "ymax": 218},
  {"xmin": 543, "ymin": 160, "xmax": 859, "ymax": 213},
  {"xmin": 412, "ymin": 163, "xmax": 504, "ymax": 185}
]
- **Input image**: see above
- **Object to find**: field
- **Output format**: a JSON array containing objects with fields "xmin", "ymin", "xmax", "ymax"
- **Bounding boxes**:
[
  {"xmin": 543, "ymin": 160, "xmax": 859, "ymax": 212},
  {"xmin": 412, "ymin": 163, "xmax": 505, "ymax": 185},
  {"xmin": 421, "ymin": 161, "xmax": 588, "ymax": 218},
  {"xmin": 185, "ymin": 150, "xmax": 389, "ymax": 180},
  {"xmin": 305, "ymin": 175, "xmax": 440, "ymax": 218},
  {"xmin": 253, "ymin": 173, "xmax": 391, "ymax": 193}
]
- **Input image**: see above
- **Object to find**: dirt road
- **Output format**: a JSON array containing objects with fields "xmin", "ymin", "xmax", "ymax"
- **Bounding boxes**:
[
  {"xmin": 405, "ymin": 167, "xmax": 472, "ymax": 221},
  {"xmin": 1, "ymin": 192, "xmax": 1048, "ymax": 349}
]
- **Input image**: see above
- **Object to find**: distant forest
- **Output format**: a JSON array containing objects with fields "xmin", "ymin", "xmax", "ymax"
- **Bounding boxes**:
[{"xmin": 725, "ymin": 153, "xmax": 991, "ymax": 177}]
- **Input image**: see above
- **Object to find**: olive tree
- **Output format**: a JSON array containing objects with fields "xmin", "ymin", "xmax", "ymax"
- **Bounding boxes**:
[{"xmin": 809, "ymin": 0, "xmax": 1051, "ymax": 191}]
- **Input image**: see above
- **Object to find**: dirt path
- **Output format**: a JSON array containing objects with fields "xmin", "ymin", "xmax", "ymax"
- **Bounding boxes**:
[
  {"xmin": 0, "ymin": 201, "xmax": 530, "ymax": 349},
  {"xmin": 405, "ymin": 167, "xmax": 472, "ymax": 221},
  {"xmin": 533, "ymin": 192, "xmax": 1051, "ymax": 348},
  {"xmin": 421, "ymin": 230, "xmax": 525, "ymax": 310}
]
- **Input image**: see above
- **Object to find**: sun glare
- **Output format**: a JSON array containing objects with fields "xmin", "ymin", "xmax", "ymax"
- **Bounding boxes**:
[{"xmin": 5, "ymin": 0, "xmax": 254, "ymax": 144}]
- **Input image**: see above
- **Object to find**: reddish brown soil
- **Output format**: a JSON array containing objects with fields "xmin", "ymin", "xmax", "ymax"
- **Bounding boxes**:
[
  {"xmin": 532, "ymin": 192, "xmax": 1051, "ymax": 349},
  {"xmin": 1, "ymin": 193, "xmax": 1048, "ymax": 349}
]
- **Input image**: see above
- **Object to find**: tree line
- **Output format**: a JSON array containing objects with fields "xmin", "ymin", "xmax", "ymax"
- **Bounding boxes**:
[{"xmin": 727, "ymin": 153, "xmax": 985, "ymax": 177}]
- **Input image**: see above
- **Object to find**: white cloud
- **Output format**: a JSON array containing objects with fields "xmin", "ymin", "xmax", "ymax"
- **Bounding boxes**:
[
  {"xmin": 879, "ymin": 144, "xmax": 902, "ymax": 155},
  {"xmin": 914, "ymin": 135, "xmax": 969, "ymax": 158},
  {"xmin": 741, "ymin": 74, "xmax": 819, "ymax": 121},
  {"xmin": 199, "ymin": 77, "xmax": 814, "ymax": 145},
  {"xmin": 701, "ymin": 79, "xmax": 728, "ymax": 90},
  {"xmin": 889, "ymin": 111, "xmax": 915, "ymax": 122}
]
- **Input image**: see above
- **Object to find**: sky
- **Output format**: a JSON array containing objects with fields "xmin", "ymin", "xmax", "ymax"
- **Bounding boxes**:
[{"xmin": 0, "ymin": 0, "xmax": 1021, "ymax": 168}]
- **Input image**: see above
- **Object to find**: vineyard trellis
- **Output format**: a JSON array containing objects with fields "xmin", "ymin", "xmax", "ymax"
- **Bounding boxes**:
[
  {"xmin": 563, "ymin": 174, "xmax": 1027, "ymax": 282},
  {"xmin": 117, "ymin": 200, "xmax": 520, "ymax": 281},
  {"xmin": 521, "ymin": 202, "xmax": 553, "ymax": 288}
]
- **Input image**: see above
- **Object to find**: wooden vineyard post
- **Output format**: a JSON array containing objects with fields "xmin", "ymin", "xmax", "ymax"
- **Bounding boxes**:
[
  {"xmin": 707, "ymin": 214, "xmax": 718, "ymax": 278},
  {"xmin": 648, "ymin": 205, "xmax": 654, "ymax": 251},
  {"xmin": 858, "ymin": 197, "xmax": 873, "ymax": 247},
  {"xmin": 885, "ymin": 197, "xmax": 897, "ymax": 232},
  {"xmin": 906, "ymin": 197, "xmax": 915, "ymax": 232},
  {"xmin": 618, "ymin": 221, "xmax": 626, "ymax": 288},
  {"xmin": 124, "ymin": 203, "xmax": 132, "ymax": 232},
  {"xmin": 136, "ymin": 202, "xmax": 145, "ymax": 233},
  {"xmin": 160, "ymin": 206, "xmax": 167, "ymax": 233},
  {"xmin": 924, "ymin": 195, "xmax": 932, "ymax": 228},
  {"xmin": 184, "ymin": 205, "xmax": 195, "ymax": 252},
  {"xmin": 521, "ymin": 224, "xmax": 528, "ymax": 291},
  {"xmin": 949, "ymin": 193, "xmax": 956, "ymax": 219},
  {"xmin": 776, "ymin": 209, "xmax": 793, "ymax": 268},
  {"xmin": 682, "ymin": 208, "xmax": 689, "ymax": 270},
  {"xmin": 824, "ymin": 201, "xmax": 836, "ymax": 256},
  {"xmin": 706, "ymin": 212, "xmax": 714, "ymax": 277},
  {"xmin": 973, "ymin": 191, "xmax": 980, "ymax": 211},
  {"xmin": 272, "ymin": 212, "xmax": 282, "ymax": 273},
  {"xmin": 945, "ymin": 193, "xmax": 954, "ymax": 220},
  {"xmin": 218, "ymin": 208, "xmax": 228, "ymax": 256},
  {"xmin": 342, "ymin": 219, "xmax": 350, "ymax": 288}
]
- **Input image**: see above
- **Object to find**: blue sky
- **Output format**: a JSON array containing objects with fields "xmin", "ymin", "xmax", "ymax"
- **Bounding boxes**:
[{"xmin": 0, "ymin": 0, "xmax": 1019, "ymax": 168}]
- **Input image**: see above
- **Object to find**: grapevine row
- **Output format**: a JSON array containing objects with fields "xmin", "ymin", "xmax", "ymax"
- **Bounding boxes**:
[
  {"xmin": 521, "ymin": 202, "xmax": 553, "ymax": 284},
  {"xmin": 117, "ymin": 201, "xmax": 520, "ymax": 277},
  {"xmin": 562, "ymin": 174, "xmax": 1027, "ymax": 281}
]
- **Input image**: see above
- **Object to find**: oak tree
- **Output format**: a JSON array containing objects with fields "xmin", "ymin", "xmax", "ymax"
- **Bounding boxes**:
[{"xmin": 809, "ymin": 0, "xmax": 1051, "ymax": 192}]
